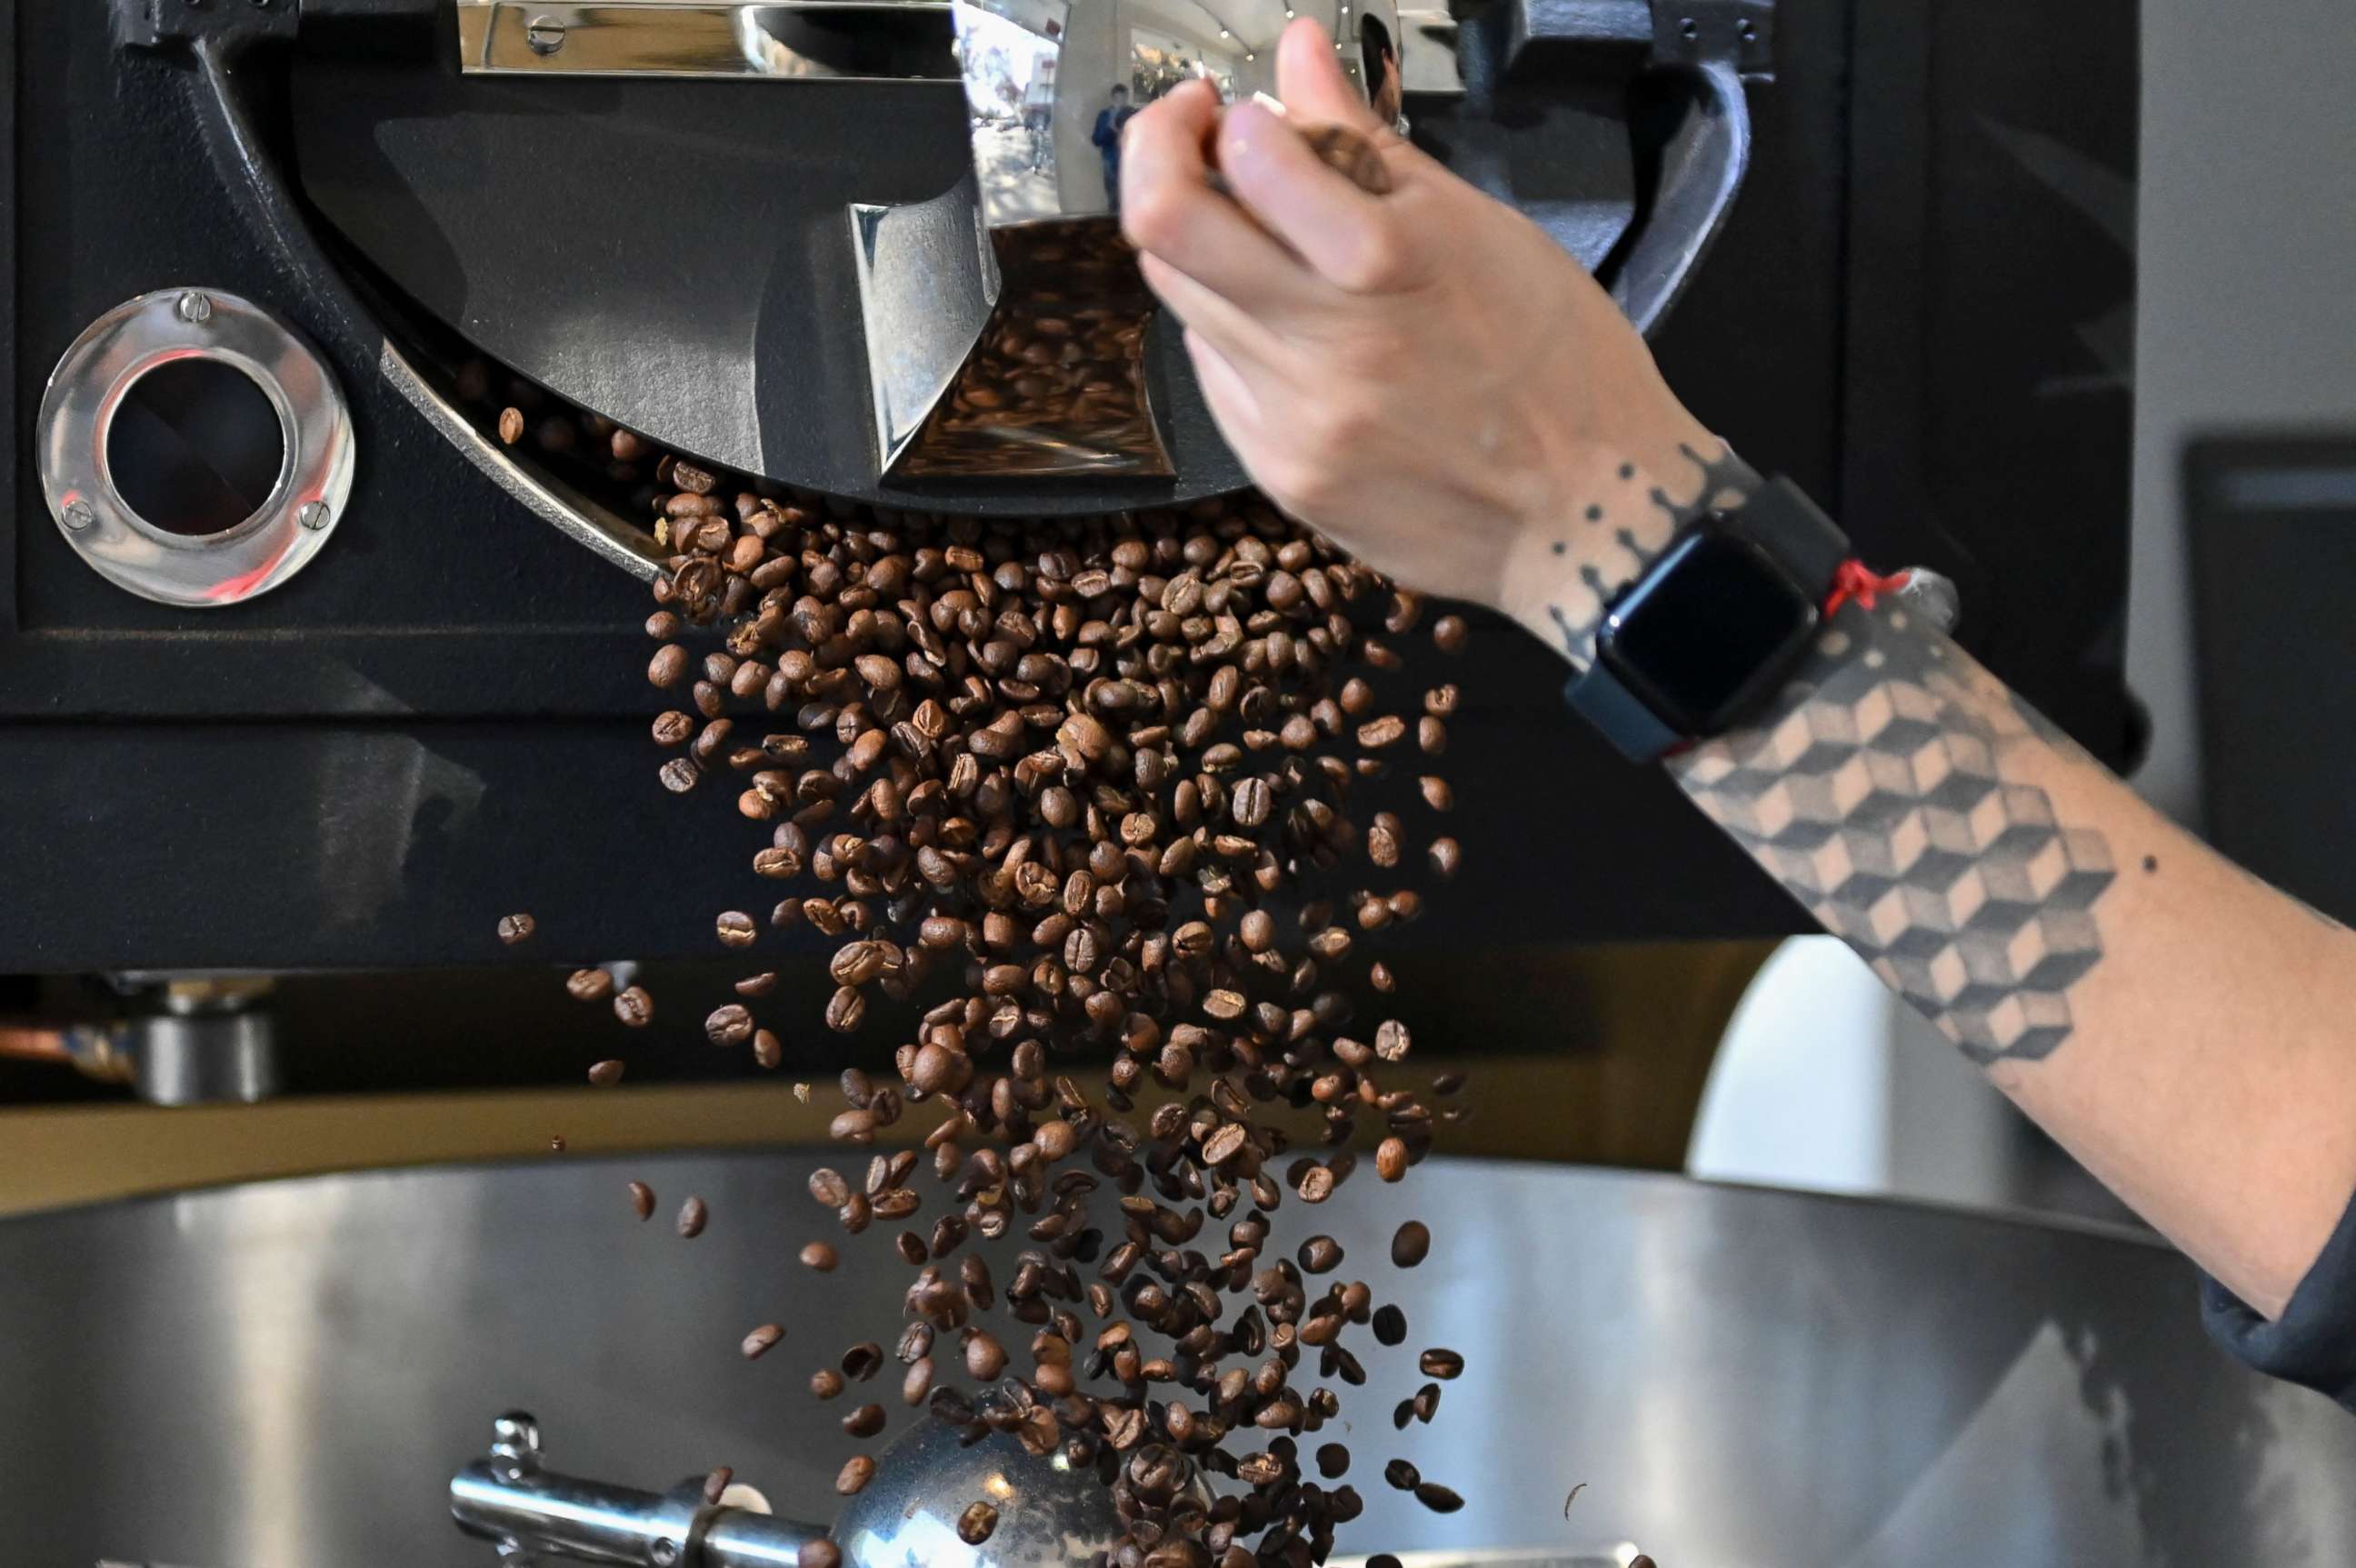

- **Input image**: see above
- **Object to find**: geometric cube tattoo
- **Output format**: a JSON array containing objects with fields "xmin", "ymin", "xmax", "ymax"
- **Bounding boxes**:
[{"xmin": 1672, "ymin": 602, "xmax": 2115, "ymax": 1064}]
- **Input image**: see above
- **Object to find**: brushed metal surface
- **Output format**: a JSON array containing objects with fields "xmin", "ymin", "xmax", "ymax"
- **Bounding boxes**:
[{"xmin": 4, "ymin": 1154, "xmax": 2351, "ymax": 1567}]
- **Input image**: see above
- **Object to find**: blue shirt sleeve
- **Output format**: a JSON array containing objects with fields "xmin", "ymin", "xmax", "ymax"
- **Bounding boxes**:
[{"xmin": 2202, "ymin": 1183, "xmax": 2356, "ymax": 1411}]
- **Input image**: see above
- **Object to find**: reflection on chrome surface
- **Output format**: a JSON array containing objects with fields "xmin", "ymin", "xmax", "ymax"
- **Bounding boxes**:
[{"xmin": 860, "ymin": 0, "xmax": 1395, "ymax": 480}]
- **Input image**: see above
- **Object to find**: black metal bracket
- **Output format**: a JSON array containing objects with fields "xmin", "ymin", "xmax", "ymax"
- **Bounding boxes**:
[
  {"xmin": 1471, "ymin": 0, "xmax": 1776, "ymax": 85},
  {"xmin": 1649, "ymin": 0, "xmax": 1776, "ymax": 82},
  {"xmin": 112, "ymin": 0, "xmax": 297, "ymax": 54}
]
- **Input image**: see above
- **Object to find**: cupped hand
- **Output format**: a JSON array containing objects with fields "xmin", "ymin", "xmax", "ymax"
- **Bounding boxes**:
[{"xmin": 1120, "ymin": 19, "xmax": 1721, "ymax": 636}]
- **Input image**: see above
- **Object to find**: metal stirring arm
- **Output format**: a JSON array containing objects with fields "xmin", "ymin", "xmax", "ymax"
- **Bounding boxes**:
[{"xmin": 452, "ymin": 1414, "xmax": 821, "ymax": 1568}]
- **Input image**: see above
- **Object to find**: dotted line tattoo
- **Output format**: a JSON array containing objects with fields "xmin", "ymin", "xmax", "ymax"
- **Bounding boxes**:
[{"xmin": 1543, "ymin": 442, "xmax": 1765, "ymax": 672}]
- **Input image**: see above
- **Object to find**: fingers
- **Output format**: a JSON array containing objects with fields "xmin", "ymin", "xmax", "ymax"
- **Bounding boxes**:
[
  {"xmin": 1214, "ymin": 100, "xmax": 1405, "ymax": 294},
  {"xmin": 1122, "ymin": 80, "xmax": 1315, "ymax": 310},
  {"xmin": 1275, "ymin": 18, "xmax": 1386, "ymax": 139},
  {"xmin": 1183, "ymin": 326, "xmax": 1266, "ymax": 436},
  {"xmin": 1136, "ymin": 253, "xmax": 1283, "ymax": 374}
]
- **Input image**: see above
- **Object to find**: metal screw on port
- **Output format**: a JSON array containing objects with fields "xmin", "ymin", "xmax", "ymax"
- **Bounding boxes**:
[
  {"xmin": 525, "ymin": 15, "xmax": 567, "ymax": 54},
  {"xmin": 649, "ymin": 1540, "xmax": 681, "ymax": 1567},
  {"xmin": 62, "ymin": 498, "xmax": 95, "ymax": 533},
  {"xmin": 298, "ymin": 501, "xmax": 331, "ymax": 532},
  {"xmin": 175, "ymin": 292, "xmax": 214, "ymax": 325}
]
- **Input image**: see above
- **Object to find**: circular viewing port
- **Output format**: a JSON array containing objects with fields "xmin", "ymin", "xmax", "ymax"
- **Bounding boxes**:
[{"xmin": 105, "ymin": 357, "xmax": 288, "ymax": 537}]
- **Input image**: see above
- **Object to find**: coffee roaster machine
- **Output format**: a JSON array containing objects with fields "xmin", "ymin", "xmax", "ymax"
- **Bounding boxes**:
[{"xmin": 12, "ymin": 2, "xmax": 2346, "ymax": 1566}]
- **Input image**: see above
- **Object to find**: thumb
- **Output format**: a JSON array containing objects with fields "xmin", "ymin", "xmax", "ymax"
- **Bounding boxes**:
[{"xmin": 1274, "ymin": 17, "xmax": 1385, "ymax": 138}]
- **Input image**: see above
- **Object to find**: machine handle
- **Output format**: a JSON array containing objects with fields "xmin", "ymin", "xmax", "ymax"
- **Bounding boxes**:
[
  {"xmin": 1608, "ymin": 53, "xmax": 1752, "ymax": 334},
  {"xmin": 451, "ymin": 1413, "xmax": 824, "ymax": 1568}
]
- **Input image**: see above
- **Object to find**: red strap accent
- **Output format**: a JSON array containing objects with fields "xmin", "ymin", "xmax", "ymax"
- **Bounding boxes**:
[{"xmin": 1824, "ymin": 559, "xmax": 1912, "ymax": 619}]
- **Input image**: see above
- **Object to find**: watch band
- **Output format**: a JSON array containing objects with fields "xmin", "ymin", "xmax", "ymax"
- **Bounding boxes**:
[{"xmin": 1564, "ymin": 476, "xmax": 1850, "ymax": 763}]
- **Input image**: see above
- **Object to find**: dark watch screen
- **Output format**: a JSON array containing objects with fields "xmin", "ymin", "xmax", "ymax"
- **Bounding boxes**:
[{"xmin": 1599, "ymin": 528, "xmax": 1819, "ymax": 734}]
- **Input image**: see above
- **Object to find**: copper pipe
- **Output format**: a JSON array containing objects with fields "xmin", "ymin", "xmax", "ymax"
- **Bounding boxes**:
[{"xmin": 0, "ymin": 1027, "xmax": 69, "ymax": 1064}]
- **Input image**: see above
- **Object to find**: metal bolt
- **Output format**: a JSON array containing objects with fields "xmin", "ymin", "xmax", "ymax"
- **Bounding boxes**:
[
  {"xmin": 649, "ymin": 1540, "xmax": 680, "ymax": 1567},
  {"xmin": 1680, "ymin": 16, "xmax": 1701, "ymax": 39},
  {"xmin": 297, "ymin": 501, "xmax": 331, "ymax": 532},
  {"xmin": 1739, "ymin": 19, "xmax": 1759, "ymax": 41},
  {"xmin": 62, "ymin": 498, "xmax": 96, "ymax": 533},
  {"xmin": 525, "ymin": 15, "xmax": 566, "ymax": 54},
  {"xmin": 175, "ymin": 292, "xmax": 214, "ymax": 325}
]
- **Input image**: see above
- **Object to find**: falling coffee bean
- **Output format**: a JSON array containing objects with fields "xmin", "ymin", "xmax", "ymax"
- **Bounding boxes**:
[
  {"xmin": 496, "ymin": 913, "xmax": 536, "ymax": 945},
  {"xmin": 613, "ymin": 986, "xmax": 654, "ymax": 1027},
  {"xmin": 1391, "ymin": 1221, "xmax": 1431, "ymax": 1268},
  {"xmin": 627, "ymin": 1181, "xmax": 655, "ymax": 1222},
  {"xmin": 1372, "ymin": 1304, "xmax": 1407, "ymax": 1346},
  {"xmin": 587, "ymin": 1059, "xmax": 624, "ymax": 1088},
  {"xmin": 716, "ymin": 910, "xmax": 757, "ymax": 947},
  {"xmin": 1414, "ymin": 1481, "xmax": 1466, "ymax": 1513},
  {"xmin": 1420, "ymin": 1347, "xmax": 1464, "ymax": 1380},
  {"xmin": 810, "ymin": 1368, "xmax": 844, "ymax": 1401},
  {"xmin": 802, "ymin": 1241, "xmax": 839, "ymax": 1273},
  {"xmin": 800, "ymin": 1542, "xmax": 842, "ymax": 1568},
  {"xmin": 703, "ymin": 1467, "xmax": 733, "ymax": 1505},
  {"xmin": 957, "ymin": 1502, "xmax": 1000, "ymax": 1546},
  {"xmin": 835, "ymin": 1455, "xmax": 874, "ymax": 1495},
  {"xmin": 497, "ymin": 406, "xmax": 524, "ymax": 444},
  {"xmin": 566, "ymin": 967, "xmax": 614, "ymax": 1002},
  {"xmin": 841, "ymin": 1403, "xmax": 885, "ymax": 1439},
  {"xmin": 1383, "ymin": 1458, "xmax": 1421, "ymax": 1491},
  {"xmin": 1297, "ymin": 1236, "xmax": 1343, "ymax": 1274},
  {"xmin": 676, "ymin": 1196, "xmax": 708, "ymax": 1238},
  {"xmin": 742, "ymin": 1323, "xmax": 784, "ymax": 1361}
]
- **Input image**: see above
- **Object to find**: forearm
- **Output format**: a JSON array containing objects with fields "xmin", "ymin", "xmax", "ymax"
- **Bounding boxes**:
[{"xmin": 1505, "ymin": 439, "xmax": 2356, "ymax": 1316}]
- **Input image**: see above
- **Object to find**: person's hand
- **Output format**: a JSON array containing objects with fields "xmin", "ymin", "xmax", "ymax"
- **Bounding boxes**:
[{"xmin": 1120, "ymin": 19, "xmax": 1728, "ymax": 647}]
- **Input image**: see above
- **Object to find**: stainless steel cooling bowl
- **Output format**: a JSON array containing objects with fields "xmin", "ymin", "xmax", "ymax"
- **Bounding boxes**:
[{"xmin": 5, "ymin": 1153, "xmax": 2353, "ymax": 1568}]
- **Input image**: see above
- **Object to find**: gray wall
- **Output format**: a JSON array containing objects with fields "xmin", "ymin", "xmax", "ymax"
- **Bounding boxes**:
[{"xmin": 2132, "ymin": 0, "xmax": 2356, "ymax": 821}]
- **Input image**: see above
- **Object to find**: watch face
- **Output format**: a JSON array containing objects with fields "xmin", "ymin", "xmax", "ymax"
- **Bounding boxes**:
[{"xmin": 1600, "ymin": 527, "xmax": 1819, "ymax": 734}]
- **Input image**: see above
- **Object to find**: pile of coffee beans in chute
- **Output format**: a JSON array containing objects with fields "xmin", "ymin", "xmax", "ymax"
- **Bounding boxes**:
[{"xmin": 534, "ymin": 424, "xmax": 1478, "ymax": 1565}]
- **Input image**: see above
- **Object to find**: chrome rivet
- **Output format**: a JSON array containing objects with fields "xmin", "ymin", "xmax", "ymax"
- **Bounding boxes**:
[
  {"xmin": 649, "ymin": 1540, "xmax": 680, "ymax": 1566},
  {"xmin": 176, "ymin": 292, "xmax": 214, "ymax": 325},
  {"xmin": 62, "ymin": 498, "xmax": 96, "ymax": 532},
  {"xmin": 525, "ymin": 15, "xmax": 567, "ymax": 54},
  {"xmin": 297, "ymin": 500, "xmax": 331, "ymax": 531}
]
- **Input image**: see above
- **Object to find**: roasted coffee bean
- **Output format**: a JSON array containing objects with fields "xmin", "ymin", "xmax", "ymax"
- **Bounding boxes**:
[
  {"xmin": 566, "ymin": 967, "xmax": 615, "ymax": 1002},
  {"xmin": 841, "ymin": 1343, "xmax": 884, "ymax": 1381},
  {"xmin": 658, "ymin": 756, "xmax": 700, "ymax": 794},
  {"xmin": 1297, "ymin": 1236, "xmax": 1343, "ymax": 1274},
  {"xmin": 716, "ymin": 910, "xmax": 758, "ymax": 947},
  {"xmin": 957, "ymin": 1503, "xmax": 1000, "ymax": 1545},
  {"xmin": 802, "ymin": 1241, "xmax": 839, "ymax": 1272},
  {"xmin": 753, "ymin": 1029, "xmax": 783, "ymax": 1069},
  {"xmin": 702, "ymin": 1467, "xmax": 733, "ymax": 1505},
  {"xmin": 1420, "ymin": 1347, "xmax": 1464, "ymax": 1380},
  {"xmin": 1315, "ymin": 1443, "xmax": 1350, "ymax": 1479},
  {"xmin": 1376, "ymin": 1137, "xmax": 1410, "ymax": 1182},
  {"xmin": 800, "ymin": 1542, "xmax": 843, "ymax": 1568},
  {"xmin": 496, "ymin": 913, "xmax": 536, "ymax": 945},
  {"xmin": 613, "ymin": 986, "xmax": 654, "ymax": 1027},
  {"xmin": 736, "ymin": 972, "xmax": 778, "ymax": 997},
  {"xmin": 824, "ymin": 986, "xmax": 866, "ymax": 1034},
  {"xmin": 1429, "ymin": 836, "xmax": 1462, "ymax": 876},
  {"xmin": 1372, "ymin": 1304, "xmax": 1407, "ymax": 1345},
  {"xmin": 677, "ymin": 1196, "xmax": 708, "ymax": 1238},
  {"xmin": 1383, "ymin": 1458, "xmax": 1421, "ymax": 1490},
  {"xmin": 841, "ymin": 1403, "xmax": 886, "ymax": 1439},
  {"xmin": 1432, "ymin": 615, "xmax": 1468, "ymax": 654},
  {"xmin": 705, "ymin": 1004, "xmax": 754, "ymax": 1047},
  {"xmin": 809, "ymin": 1168, "xmax": 852, "ymax": 1207},
  {"xmin": 1391, "ymin": 1221, "xmax": 1431, "ymax": 1267},
  {"xmin": 627, "ymin": 1181, "xmax": 655, "ymax": 1222},
  {"xmin": 587, "ymin": 1059, "xmax": 624, "ymax": 1088},
  {"xmin": 742, "ymin": 1323, "xmax": 784, "ymax": 1361},
  {"xmin": 1419, "ymin": 775, "xmax": 1455, "ymax": 812},
  {"xmin": 835, "ymin": 1455, "xmax": 874, "ymax": 1495},
  {"xmin": 810, "ymin": 1368, "xmax": 845, "ymax": 1400},
  {"xmin": 1414, "ymin": 1481, "xmax": 1465, "ymax": 1513},
  {"xmin": 497, "ymin": 406, "xmax": 524, "ymax": 444},
  {"xmin": 963, "ymin": 1329, "xmax": 1009, "ymax": 1380},
  {"xmin": 648, "ymin": 644, "xmax": 689, "ymax": 688}
]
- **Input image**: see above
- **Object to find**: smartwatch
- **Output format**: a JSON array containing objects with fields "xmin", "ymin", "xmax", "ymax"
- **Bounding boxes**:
[{"xmin": 1564, "ymin": 476, "xmax": 1849, "ymax": 762}]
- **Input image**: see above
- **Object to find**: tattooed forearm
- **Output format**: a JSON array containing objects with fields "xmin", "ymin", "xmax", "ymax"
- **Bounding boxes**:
[
  {"xmin": 1669, "ymin": 601, "xmax": 2117, "ymax": 1065},
  {"xmin": 1543, "ymin": 442, "xmax": 1766, "ymax": 672}
]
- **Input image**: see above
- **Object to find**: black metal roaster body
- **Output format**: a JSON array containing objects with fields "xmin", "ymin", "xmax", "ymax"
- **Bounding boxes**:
[{"xmin": 0, "ymin": 0, "xmax": 2140, "ymax": 972}]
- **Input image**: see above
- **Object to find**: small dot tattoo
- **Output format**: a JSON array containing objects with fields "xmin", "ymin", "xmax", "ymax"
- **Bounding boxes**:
[
  {"xmin": 1618, "ymin": 463, "xmax": 1637, "ymax": 481},
  {"xmin": 2142, "ymin": 855, "xmax": 2159, "ymax": 874},
  {"xmin": 1552, "ymin": 541, "xmax": 1566, "ymax": 555},
  {"xmin": 1585, "ymin": 504, "xmax": 1604, "ymax": 523}
]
